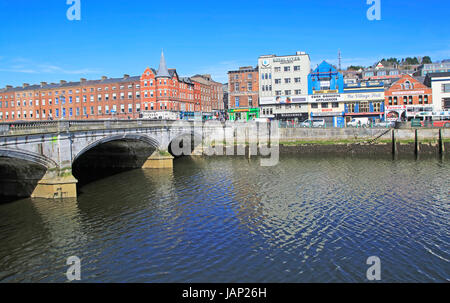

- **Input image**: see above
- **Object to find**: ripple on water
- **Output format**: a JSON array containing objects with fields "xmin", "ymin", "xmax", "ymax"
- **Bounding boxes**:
[{"xmin": 0, "ymin": 156, "xmax": 449, "ymax": 282}]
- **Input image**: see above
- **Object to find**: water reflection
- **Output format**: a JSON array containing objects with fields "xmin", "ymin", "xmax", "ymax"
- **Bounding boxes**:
[{"xmin": 0, "ymin": 155, "xmax": 449, "ymax": 282}]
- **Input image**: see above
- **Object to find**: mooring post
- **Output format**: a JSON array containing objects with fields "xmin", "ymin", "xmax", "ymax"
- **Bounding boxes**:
[
  {"xmin": 392, "ymin": 129, "xmax": 397, "ymax": 155},
  {"xmin": 415, "ymin": 129, "xmax": 420, "ymax": 157},
  {"xmin": 439, "ymin": 129, "xmax": 445, "ymax": 155}
]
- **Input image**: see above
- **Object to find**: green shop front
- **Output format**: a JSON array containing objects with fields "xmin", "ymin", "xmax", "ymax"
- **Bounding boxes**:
[{"xmin": 228, "ymin": 108, "xmax": 260, "ymax": 121}]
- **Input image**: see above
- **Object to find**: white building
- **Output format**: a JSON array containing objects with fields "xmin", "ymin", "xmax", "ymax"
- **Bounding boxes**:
[
  {"xmin": 425, "ymin": 72, "xmax": 450, "ymax": 111},
  {"xmin": 258, "ymin": 51, "xmax": 311, "ymax": 120}
]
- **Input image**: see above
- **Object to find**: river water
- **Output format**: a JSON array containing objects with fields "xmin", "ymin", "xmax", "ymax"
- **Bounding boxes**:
[{"xmin": 0, "ymin": 155, "xmax": 449, "ymax": 282}]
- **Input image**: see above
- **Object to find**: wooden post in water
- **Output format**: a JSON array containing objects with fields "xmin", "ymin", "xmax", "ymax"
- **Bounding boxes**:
[
  {"xmin": 439, "ymin": 129, "xmax": 445, "ymax": 155},
  {"xmin": 392, "ymin": 129, "xmax": 397, "ymax": 155},
  {"xmin": 415, "ymin": 129, "xmax": 420, "ymax": 157}
]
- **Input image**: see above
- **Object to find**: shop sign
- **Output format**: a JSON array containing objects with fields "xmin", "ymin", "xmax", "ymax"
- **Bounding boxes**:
[
  {"xmin": 273, "ymin": 57, "xmax": 301, "ymax": 64},
  {"xmin": 343, "ymin": 92, "xmax": 384, "ymax": 101},
  {"xmin": 260, "ymin": 95, "xmax": 308, "ymax": 105},
  {"xmin": 309, "ymin": 94, "xmax": 345, "ymax": 103}
]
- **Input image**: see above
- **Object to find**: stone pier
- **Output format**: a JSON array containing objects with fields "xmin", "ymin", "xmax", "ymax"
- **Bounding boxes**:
[
  {"xmin": 31, "ymin": 169, "xmax": 78, "ymax": 199},
  {"xmin": 142, "ymin": 150, "xmax": 174, "ymax": 169}
]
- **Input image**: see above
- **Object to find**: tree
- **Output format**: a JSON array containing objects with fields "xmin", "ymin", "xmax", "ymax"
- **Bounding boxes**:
[
  {"xmin": 422, "ymin": 56, "xmax": 432, "ymax": 64},
  {"xmin": 347, "ymin": 65, "xmax": 365, "ymax": 71}
]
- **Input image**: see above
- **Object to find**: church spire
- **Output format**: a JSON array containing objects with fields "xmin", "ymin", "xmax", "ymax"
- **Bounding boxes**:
[{"xmin": 156, "ymin": 50, "xmax": 170, "ymax": 78}]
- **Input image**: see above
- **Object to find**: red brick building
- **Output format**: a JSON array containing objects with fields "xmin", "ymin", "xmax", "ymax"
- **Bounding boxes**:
[
  {"xmin": 385, "ymin": 74, "xmax": 433, "ymax": 121},
  {"xmin": 140, "ymin": 52, "xmax": 197, "ymax": 113},
  {"xmin": 0, "ymin": 86, "xmax": 16, "ymax": 121},
  {"xmin": 0, "ymin": 51, "xmax": 218, "ymax": 122},
  {"xmin": 191, "ymin": 74, "xmax": 224, "ymax": 115},
  {"xmin": 228, "ymin": 66, "xmax": 259, "ymax": 109}
]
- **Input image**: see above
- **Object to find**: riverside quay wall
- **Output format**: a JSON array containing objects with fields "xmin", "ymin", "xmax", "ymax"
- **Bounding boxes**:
[{"xmin": 276, "ymin": 128, "xmax": 450, "ymax": 156}]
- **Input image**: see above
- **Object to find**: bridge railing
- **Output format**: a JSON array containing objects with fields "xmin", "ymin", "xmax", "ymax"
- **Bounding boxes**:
[{"xmin": 0, "ymin": 119, "xmax": 182, "ymax": 136}]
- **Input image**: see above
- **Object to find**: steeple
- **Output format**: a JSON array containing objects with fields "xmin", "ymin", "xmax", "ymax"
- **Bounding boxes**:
[{"xmin": 156, "ymin": 50, "xmax": 171, "ymax": 78}]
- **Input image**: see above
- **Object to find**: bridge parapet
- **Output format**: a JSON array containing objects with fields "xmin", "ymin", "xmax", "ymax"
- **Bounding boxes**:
[{"xmin": 0, "ymin": 119, "xmax": 185, "ymax": 137}]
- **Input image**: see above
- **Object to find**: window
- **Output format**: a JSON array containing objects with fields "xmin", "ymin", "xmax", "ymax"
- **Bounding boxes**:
[
  {"xmin": 284, "ymin": 78, "xmax": 291, "ymax": 84},
  {"xmin": 247, "ymin": 82, "xmax": 253, "ymax": 91},
  {"xmin": 322, "ymin": 103, "xmax": 329, "ymax": 108},
  {"xmin": 248, "ymin": 96, "xmax": 253, "ymax": 107},
  {"xmin": 274, "ymin": 67, "xmax": 281, "ymax": 72},
  {"xmin": 275, "ymin": 90, "xmax": 282, "ymax": 96},
  {"xmin": 332, "ymin": 102, "xmax": 339, "ymax": 108},
  {"xmin": 360, "ymin": 101, "xmax": 370, "ymax": 113},
  {"xmin": 373, "ymin": 102, "xmax": 382, "ymax": 112},
  {"xmin": 234, "ymin": 83, "xmax": 239, "ymax": 92},
  {"xmin": 285, "ymin": 90, "xmax": 291, "ymax": 95},
  {"xmin": 235, "ymin": 97, "xmax": 240, "ymax": 108},
  {"xmin": 424, "ymin": 95, "xmax": 429, "ymax": 104},
  {"xmin": 346, "ymin": 103, "xmax": 355, "ymax": 113},
  {"xmin": 275, "ymin": 79, "xmax": 281, "ymax": 84},
  {"xmin": 404, "ymin": 81, "xmax": 412, "ymax": 90},
  {"xmin": 294, "ymin": 78, "xmax": 301, "ymax": 83},
  {"xmin": 294, "ymin": 66, "xmax": 301, "ymax": 71},
  {"xmin": 311, "ymin": 103, "xmax": 318, "ymax": 109},
  {"xmin": 389, "ymin": 97, "xmax": 393, "ymax": 105},
  {"xmin": 295, "ymin": 90, "xmax": 301, "ymax": 95},
  {"xmin": 394, "ymin": 97, "xmax": 398, "ymax": 105},
  {"xmin": 284, "ymin": 66, "xmax": 291, "ymax": 72},
  {"xmin": 442, "ymin": 84, "xmax": 450, "ymax": 93}
]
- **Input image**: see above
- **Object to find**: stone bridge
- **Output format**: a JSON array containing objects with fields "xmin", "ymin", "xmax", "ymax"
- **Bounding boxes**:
[{"xmin": 0, "ymin": 120, "xmax": 207, "ymax": 200}]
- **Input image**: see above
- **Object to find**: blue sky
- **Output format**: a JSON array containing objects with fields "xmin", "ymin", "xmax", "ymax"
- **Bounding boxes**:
[{"xmin": 0, "ymin": 0, "xmax": 449, "ymax": 86}]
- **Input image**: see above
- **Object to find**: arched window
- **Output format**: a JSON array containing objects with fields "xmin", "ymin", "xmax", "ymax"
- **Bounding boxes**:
[{"xmin": 404, "ymin": 81, "xmax": 413, "ymax": 90}]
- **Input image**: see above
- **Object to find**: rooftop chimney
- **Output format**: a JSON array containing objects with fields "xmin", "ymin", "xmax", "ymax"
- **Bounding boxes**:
[
  {"xmin": 80, "ymin": 78, "xmax": 87, "ymax": 83},
  {"xmin": 101, "ymin": 76, "xmax": 107, "ymax": 81},
  {"xmin": 123, "ymin": 74, "xmax": 130, "ymax": 79},
  {"xmin": 60, "ymin": 80, "xmax": 67, "ymax": 84},
  {"xmin": 23, "ymin": 83, "xmax": 29, "ymax": 88},
  {"xmin": 6, "ymin": 85, "xmax": 12, "ymax": 89},
  {"xmin": 40, "ymin": 82, "xmax": 47, "ymax": 87}
]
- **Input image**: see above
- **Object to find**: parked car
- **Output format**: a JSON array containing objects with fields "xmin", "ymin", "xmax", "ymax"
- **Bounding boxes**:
[
  {"xmin": 347, "ymin": 117, "xmax": 370, "ymax": 127},
  {"xmin": 374, "ymin": 121, "xmax": 395, "ymax": 128},
  {"xmin": 253, "ymin": 118, "xmax": 270, "ymax": 123},
  {"xmin": 300, "ymin": 119, "xmax": 326, "ymax": 128}
]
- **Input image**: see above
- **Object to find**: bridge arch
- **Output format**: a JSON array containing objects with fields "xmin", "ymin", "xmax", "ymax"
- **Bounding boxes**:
[
  {"xmin": 0, "ymin": 148, "xmax": 58, "ymax": 201},
  {"xmin": 0, "ymin": 147, "xmax": 58, "ymax": 169},
  {"xmin": 72, "ymin": 133, "xmax": 161, "ymax": 186},
  {"xmin": 168, "ymin": 131, "xmax": 203, "ymax": 157},
  {"xmin": 73, "ymin": 133, "xmax": 161, "ymax": 163}
]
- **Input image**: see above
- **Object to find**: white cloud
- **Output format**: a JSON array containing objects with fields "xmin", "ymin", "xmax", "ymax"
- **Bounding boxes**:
[{"xmin": 0, "ymin": 57, "xmax": 101, "ymax": 75}]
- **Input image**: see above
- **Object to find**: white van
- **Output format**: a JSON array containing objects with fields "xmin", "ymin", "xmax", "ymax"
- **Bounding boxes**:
[
  {"xmin": 348, "ymin": 117, "xmax": 370, "ymax": 127},
  {"xmin": 300, "ymin": 119, "xmax": 326, "ymax": 128}
]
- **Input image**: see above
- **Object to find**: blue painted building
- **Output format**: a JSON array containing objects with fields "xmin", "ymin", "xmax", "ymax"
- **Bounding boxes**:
[
  {"xmin": 307, "ymin": 62, "xmax": 386, "ymax": 126},
  {"xmin": 308, "ymin": 61, "xmax": 344, "ymax": 94},
  {"xmin": 308, "ymin": 61, "xmax": 346, "ymax": 127},
  {"xmin": 342, "ymin": 81, "xmax": 386, "ymax": 123}
]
